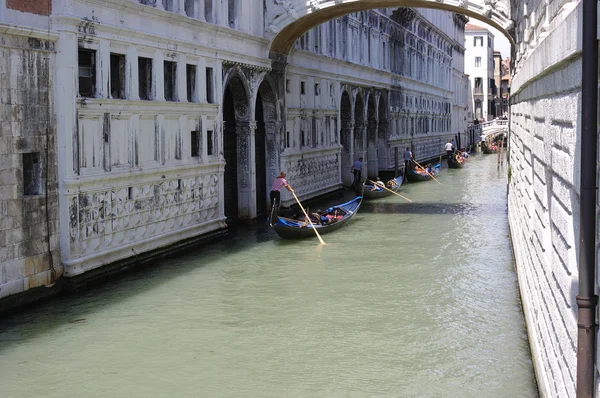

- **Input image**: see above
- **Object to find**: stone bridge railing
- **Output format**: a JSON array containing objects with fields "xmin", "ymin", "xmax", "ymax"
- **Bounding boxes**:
[{"xmin": 481, "ymin": 119, "xmax": 508, "ymax": 139}]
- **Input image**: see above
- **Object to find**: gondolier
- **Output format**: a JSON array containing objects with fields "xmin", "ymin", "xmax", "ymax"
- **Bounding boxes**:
[
  {"xmin": 351, "ymin": 157, "xmax": 364, "ymax": 189},
  {"xmin": 444, "ymin": 140, "xmax": 454, "ymax": 158},
  {"xmin": 270, "ymin": 171, "xmax": 293, "ymax": 210}
]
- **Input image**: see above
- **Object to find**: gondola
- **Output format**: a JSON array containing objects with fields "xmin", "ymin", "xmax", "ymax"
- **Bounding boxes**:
[
  {"xmin": 447, "ymin": 153, "xmax": 465, "ymax": 169},
  {"xmin": 363, "ymin": 176, "xmax": 403, "ymax": 200},
  {"xmin": 269, "ymin": 196, "xmax": 362, "ymax": 239},
  {"xmin": 405, "ymin": 163, "xmax": 442, "ymax": 182},
  {"xmin": 482, "ymin": 142, "xmax": 498, "ymax": 154}
]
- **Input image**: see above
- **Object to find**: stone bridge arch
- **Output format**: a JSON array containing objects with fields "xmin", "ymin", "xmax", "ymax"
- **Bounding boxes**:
[{"xmin": 266, "ymin": 0, "xmax": 514, "ymax": 58}]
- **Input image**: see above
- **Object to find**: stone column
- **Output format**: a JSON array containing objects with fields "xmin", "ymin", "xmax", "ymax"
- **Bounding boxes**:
[
  {"xmin": 378, "ymin": 120, "xmax": 389, "ymax": 171},
  {"xmin": 236, "ymin": 121, "xmax": 256, "ymax": 219},
  {"xmin": 265, "ymin": 120, "xmax": 280, "ymax": 203},
  {"xmin": 367, "ymin": 117, "xmax": 378, "ymax": 178},
  {"xmin": 340, "ymin": 120, "xmax": 354, "ymax": 186}
]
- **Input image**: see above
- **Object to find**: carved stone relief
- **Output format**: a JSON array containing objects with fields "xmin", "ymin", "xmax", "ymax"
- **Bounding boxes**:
[{"xmin": 68, "ymin": 174, "xmax": 220, "ymax": 258}]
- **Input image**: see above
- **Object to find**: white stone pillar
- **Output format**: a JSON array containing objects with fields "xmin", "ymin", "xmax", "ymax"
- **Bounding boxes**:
[
  {"xmin": 178, "ymin": 0, "xmax": 186, "ymax": 15},
  {"xmin": 197, "ymin": 0, "xmax": 206, "ymax": 21},
  {"xmin": 126, "ymin": 45, "xmax": 139, "ymax": 100},
  {"xmin": 197, "ymin": 58, "xmax": 206, "ymax": 102},
  {"xmin": 177, "ymin": 54, "xmax": 187, "ymax": 102},
  {"xmin": 153, "ymin": 50, "xmax": 164, "ymax": 101},
  {"xmin": 156, "ymin": 0, "xmax": 165, "ymax": 11},
  {"xmin": 236, "ymin": 122, "xmax": 257, "ymax": 219},
  {"xmin": 55, "ymin": 32, "xmax": 77, "ymax": 265},
  {"xmin": 98, "ymin": 40, "xmax": 110, "ymax": 98}
]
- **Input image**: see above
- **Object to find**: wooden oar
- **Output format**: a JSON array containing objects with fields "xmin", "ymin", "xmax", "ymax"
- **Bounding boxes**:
[
  {"xmin": 412, "ymin": 160, "xmax": 442, "ymax": 184},
  {"xmin": 288, "ymin": 186, "xmax": 326, "ymax": 245},
  {"xmin": 367, "ymin": 179, "xmax": 413, "ymax": 203}
]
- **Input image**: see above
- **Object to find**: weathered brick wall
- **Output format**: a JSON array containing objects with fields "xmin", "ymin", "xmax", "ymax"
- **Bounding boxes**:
[
  {"xmin": 0, "ymin": 33, "xmax": 60, "ymax": 302},
  {"xmin": 508, "ymin": 1, "xmax": 582, "ymax": 397},
  {"xmin": 6, "ymin": 0, "xmax": 52, "ymax": 16}
]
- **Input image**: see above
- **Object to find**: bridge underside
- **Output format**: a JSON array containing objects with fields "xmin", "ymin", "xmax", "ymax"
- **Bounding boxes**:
[{"xmin": 267, "ymin": 0, "xmax": 514, "ymax": 57}]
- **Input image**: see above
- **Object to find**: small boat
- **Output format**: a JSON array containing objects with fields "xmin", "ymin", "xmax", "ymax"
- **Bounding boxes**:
[
  {"xmin": 405, "ymin": 163, "xmax": 442, "ymax": 183},
  {"xmin": 447, "ymin": 153, "xmax": 465, "ymax": 169},
  {"xmin": 269, "ymin": 196, "xmax": 362, "ymax": 239},
  {"xmin": 363, "ymin": 176, "xmax": 403, "ymax": 200},
  {"xmin": 482, "ymin": 142, "xmax": 498, "ymax": 154}
]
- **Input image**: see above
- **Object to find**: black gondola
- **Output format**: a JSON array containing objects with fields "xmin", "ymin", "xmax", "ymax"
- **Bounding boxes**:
[
  {"xmin": 482, "ymin": 142, "xmax": 498, "ymax": 154},
  {"xmin": 269, "ymin": 196, "xmax": 362, "ymax": 239},
  {"xmin": 447, "ymin": 153, "xmax": 465, "ymax": 169},
  {"xmin": 363, "ymin": 176, "xmax": 403, "ymax": 200},
  {"xmin": 405, "ymin": 163, "xmax": 442, "ymax": 182}
]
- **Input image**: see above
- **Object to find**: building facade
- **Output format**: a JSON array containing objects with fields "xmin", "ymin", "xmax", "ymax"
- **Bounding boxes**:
[
  {"xmin": 464, "ymin": 23, "xmax": 496, "ymax": 122},
  {"xmin": 0, "ymin": 1, "xmax": 469, "ymax": 300}
]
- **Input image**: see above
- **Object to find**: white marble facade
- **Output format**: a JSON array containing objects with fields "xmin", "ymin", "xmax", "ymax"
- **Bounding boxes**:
[{"xmin": 0, "ymin": 0, "xmax": 472, "ymax": 278}]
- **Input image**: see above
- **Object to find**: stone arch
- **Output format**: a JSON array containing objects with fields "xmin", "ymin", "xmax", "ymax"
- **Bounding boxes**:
[
  {"xmin": 340, "ymin": 89, "xmax": 353, "ymax": 187},
  {"xmin": 366, "ymin": 91, "xmax": 378, "ymax": 179},
  {"xmin": 254, "ymin": 78, "xmax": 280, "ymax": 218},
  {"xmin": 222, "ymin": 73, "xmax": 250, "ymax": 223},
  {"xmin": 266, "ymin": 0, "xmax": 514, "ymax": 58}
]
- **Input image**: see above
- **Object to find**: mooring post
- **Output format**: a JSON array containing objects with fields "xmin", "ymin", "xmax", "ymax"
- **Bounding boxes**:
[{"xmin": 394, "ymin": 147, "xmax": 398, "ymax": 178}]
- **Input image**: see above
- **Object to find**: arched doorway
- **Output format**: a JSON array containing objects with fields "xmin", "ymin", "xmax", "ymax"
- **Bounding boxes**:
[
  {"xmin": 340, "ymin": 90, "xmax": 353, "ymax": 187},
  {"xmin": 353, "ymin": 92, "xmax": 366, "ymax": 177},
  {"xmin": 222, "ymin": 75, "xmax": 249, "ymax": 223},
  {"xmin": 366, "ymin": 93, "xmax": 378, "ymax": 179}
]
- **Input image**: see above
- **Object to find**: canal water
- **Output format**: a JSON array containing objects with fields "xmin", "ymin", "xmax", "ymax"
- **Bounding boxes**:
[{"xmin": 0, "ymin": 153, "xmax": 538, "ymax": 397}]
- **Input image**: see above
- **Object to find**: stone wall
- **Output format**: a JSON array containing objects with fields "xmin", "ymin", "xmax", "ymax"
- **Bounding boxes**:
[
  {"xmin": 508, "ymin": 1, "xmax": 582, "ymax": 397},
  {"xmin": 0, "ymin": 32, "xmax": 61, "ymax": 302}
]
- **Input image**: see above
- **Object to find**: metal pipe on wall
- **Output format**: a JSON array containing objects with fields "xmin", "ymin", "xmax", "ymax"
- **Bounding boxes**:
[{"xmin": 576, "ymin": 0, "xmax": 598, "ymax": 396}]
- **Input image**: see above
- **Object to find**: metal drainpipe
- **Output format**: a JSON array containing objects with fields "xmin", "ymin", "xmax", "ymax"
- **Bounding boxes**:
[{"xmin": 577, "ymin": 0, "xmax": 598, "ymax": 396}]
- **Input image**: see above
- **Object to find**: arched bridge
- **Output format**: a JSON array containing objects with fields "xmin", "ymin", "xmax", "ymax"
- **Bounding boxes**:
[
  {"xmin": 481, "ymin": 119, "xmax": 509, "ymax": 141},
  {"xmin": 266, "ymin": 0, "xmax": 514, "ymax": 58}
]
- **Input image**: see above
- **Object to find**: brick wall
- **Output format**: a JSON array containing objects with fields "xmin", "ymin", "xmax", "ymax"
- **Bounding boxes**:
[
  {"xmin": 0, "ymin": 34, "xmax": 60, "ymax": 302},
  {"xmin": 6, "ymin": 0, "xmax": 52, "ymax": 16},
  {"xmin": 508, "ymin": 1, "xmax": 582, "ymax": 397}
]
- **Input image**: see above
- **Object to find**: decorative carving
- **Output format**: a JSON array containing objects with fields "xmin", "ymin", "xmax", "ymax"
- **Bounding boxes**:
[{"xmin": 68, "ymin": 174, "xmax": 220, "ymax": 257}]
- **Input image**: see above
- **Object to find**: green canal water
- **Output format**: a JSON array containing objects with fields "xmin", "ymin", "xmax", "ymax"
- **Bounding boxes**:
[{"xmin": 0, "ymin": 153, "xmax": 538, "ymax": 397}]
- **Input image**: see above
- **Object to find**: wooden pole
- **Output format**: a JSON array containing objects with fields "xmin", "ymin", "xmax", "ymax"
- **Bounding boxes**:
[
  {"xmin": 412, "ymin": 159, "xmax": 442, "ymax": 185},
  {"xmin": 367, "ymin": 179, "xmax": 412, "ymax": 202},
  {"xmin": 289, "ymin": 187, "xmax": 326, "ymax": 245},
  {"xmin": 394, "ymin": 147, "xmax": 399, "ymax": 178}
]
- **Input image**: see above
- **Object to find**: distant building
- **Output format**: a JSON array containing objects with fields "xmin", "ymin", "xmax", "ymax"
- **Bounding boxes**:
[{"xmin": 464, "ymin": 23, "xmax": 496, "ymax": 121}]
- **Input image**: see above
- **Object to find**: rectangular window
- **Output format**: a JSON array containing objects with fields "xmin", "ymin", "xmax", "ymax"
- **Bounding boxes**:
[
  {"xmin": 78, "ymin": 49, "xmax": 96, "ymax": 98},
  {"xmin": 314, "ymin": 83, "xmax": 320, "ymax": 95},
  {"xmin": 186, "ymin": 64, "xmax": 196, "ymax": 102},
  {"xmin": 488, "ymin": 37, "xmax": 492, "ymax": 47},
  {"xmin": 110, "ymin": 53, "xmax": 126, "ymax": 99},
  {"xmin": 184, "ymin": 0, "xmax": 194, "ymax": 17},
  {"xmin": 286, "ymin": 131, "xmax": 291, "ymax": 148},
  {"xmin": 138, "ymin": 57, "xmax": 153, "ymax": 100},
  {"xmin": 205, "ymin": 67, "xmax": 214, "ymax": 103},
  {"xmin": 300, "ymin": 81, "xmax": 306, "ymax": 95},
  {"xmin": 23, "ymin": 152, "xmax": 41, "ymax": 196},
  {"xmin": 164, "ymin": 0, "xmax": 174, "ymax": 12},
  {"xmin": 475, "ymin": 57, "xmax": 481, "ymax": 67},
  {"xmin": 301, "ymin": 130, "xmax": 305, "ymax": 147},
  {"xmin": 207, "ymin": 130, "xmax": 214, "ymax": 156},
  {"xmin": 204, "ymin": 0, "xmax": 213, "ymax": 22},
  {"xmin": 474, "ymin": 36, "xmax": 483, "ymax": 46},
  {"xmin": 228, "ymin": 0, "xmax": 237, "ymax": 29},
  {"xmin": 190, "ymin": 131, "xmax": 200, "ymax": 157},
  {"xmin": 164, "ymin": 61, "xmax": 177, "ymax": 101}
]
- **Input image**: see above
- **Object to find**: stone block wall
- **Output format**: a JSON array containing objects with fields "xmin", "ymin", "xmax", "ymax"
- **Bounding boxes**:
[
  {"xmin": 508, "ymin": 1, "xmax": 582, "ymax": 397},
  {"xmin": 0, "ymin": 32, "xmax": 61, "ymax": 301}
]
